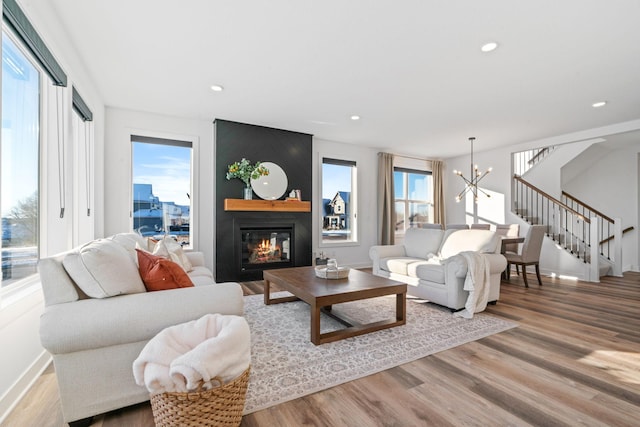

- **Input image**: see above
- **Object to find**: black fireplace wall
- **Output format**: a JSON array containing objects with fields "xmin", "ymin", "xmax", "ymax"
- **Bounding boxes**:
[{"xmin": 214, "ymin": 119, "xmax": 313, "ymax": 282}]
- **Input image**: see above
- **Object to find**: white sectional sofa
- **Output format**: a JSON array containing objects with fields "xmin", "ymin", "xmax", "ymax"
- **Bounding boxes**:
[
  {"xmin": 370, "ymin": 228, "xmax": 507, "ymax": 310},
  {"xmin": 38, "ymin": 233, "xmax": 244, "ymax": 426}
]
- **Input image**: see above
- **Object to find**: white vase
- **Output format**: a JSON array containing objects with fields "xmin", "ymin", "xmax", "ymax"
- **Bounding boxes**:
[{"xmin": 243, "ymin": 187, "xmax": 253, "ymax": 200}]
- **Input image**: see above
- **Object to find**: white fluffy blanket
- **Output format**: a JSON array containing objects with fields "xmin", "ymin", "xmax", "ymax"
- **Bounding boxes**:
[
  {"xmin": 133, "ymin": 314, "xmax": 251, "ymax": 394},
  {"xmin": 454, "ymin": 251, "xmax": 491, "ymax": 319}
]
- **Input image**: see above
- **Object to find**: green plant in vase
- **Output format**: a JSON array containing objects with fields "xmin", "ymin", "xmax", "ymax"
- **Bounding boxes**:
[{"xmin": 226, "ymin": 158, "xmax": 269, "ymax": 199}]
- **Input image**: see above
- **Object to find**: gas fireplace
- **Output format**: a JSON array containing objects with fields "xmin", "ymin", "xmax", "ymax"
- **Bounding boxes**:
[{"xmin": 239, "ymin": 225, "xmax": 294, "ymax": 272}]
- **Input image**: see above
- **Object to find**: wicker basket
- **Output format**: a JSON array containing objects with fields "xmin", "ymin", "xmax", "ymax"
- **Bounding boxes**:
[{"xmin": 150, "ymin": 367, "xmax": 250, "ymax": 427}]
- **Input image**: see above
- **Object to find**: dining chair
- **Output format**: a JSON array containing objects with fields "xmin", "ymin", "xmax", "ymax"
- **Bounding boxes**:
[
  {"xmin": 470, "ymin": 223, "xmax": 490, "ymax": 230},
  {"xmin": 504, "ymin": 224, "xmax": 546, "ymax": 287},
  {"xmin": 496, "ymin": 224, "xmax": 520, "ymax": 254},
  {"xmin": 445, "ymin": 224, "xmax": 469, "ymax": 230},
  {"xmin": 420, "ymin": 223, "xmax": 443, "ymax": 230}
]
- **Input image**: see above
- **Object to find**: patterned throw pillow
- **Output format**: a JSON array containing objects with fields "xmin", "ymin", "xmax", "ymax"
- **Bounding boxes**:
[{"xmin": 136, "ymin": 249, "xmax": 194, "ymax": 291}]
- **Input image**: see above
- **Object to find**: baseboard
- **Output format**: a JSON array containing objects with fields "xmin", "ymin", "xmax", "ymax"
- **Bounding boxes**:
[{"xmin": 0, "ymin": 350, "xmax": 52, "ymax": 425}]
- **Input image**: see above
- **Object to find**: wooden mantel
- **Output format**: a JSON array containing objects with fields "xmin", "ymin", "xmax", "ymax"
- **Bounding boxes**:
[{"xmin": 224, "ymin": 199, "xmax": 311, "ymax": 212}]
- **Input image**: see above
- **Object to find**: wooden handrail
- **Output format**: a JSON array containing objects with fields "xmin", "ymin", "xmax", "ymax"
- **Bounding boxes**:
[
  {"xmin": 513, "ymin": 175, "xmax": 589, "ymax": 222},
  {"xmin": 562, "ymin": 191, "xmax": 614, "ymax": 223},
  {"xmin": 527, "ymin": 147, "xmax": 550, "ymax": 165},
  {"xmin": 600, "ymin": 226, "xmax": 635, "ymax": 245}
]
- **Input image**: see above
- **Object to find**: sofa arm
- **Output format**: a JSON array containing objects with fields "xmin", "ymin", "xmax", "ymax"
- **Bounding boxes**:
[
  {"xmin": 40, "ymin": 282, "xmax": 243, "ymax": 354},
  {"xmin": 485, "ymin": 253, "xmax": 507, "ymax": 273},
  {"xmin": 444, "ymin": 253, "xmax": 507, "ymax": 279},
  {"xmin": 369, "ymin": 245, "xmax": 407, "ymax": 260},
  {"xmin": 369, "ymin": 245, "xmax": 407, "ymax": 274},
  {"xmin": 185, "ymin": 251, "xmax": 205, "ymax": 267}
]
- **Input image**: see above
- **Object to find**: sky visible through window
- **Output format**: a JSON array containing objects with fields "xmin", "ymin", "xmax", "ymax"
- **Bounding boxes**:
[
  {"xmin": 2, "ymin": 35, "xmax": 39, "ymax": 217},
  {"xmin": 322, "ymin": 163, "xmax": 351, "ymax": 199},
  {"xmin": 132, "ymin": 142, "xmax": 191, "ymax": 206}
]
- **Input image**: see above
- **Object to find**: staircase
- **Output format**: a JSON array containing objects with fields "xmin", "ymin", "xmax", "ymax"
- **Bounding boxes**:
[
  {"xmin": 513, "ymin": 146, "xmax": 556, "ymax": 176},
  {"xmin": 513, "ymin": 174, "xmax": 628, "ymax": 280}
]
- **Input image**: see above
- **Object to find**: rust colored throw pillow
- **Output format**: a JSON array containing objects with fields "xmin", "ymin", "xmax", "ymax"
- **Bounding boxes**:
[{"xmin": 136, "ymin": 249, "xmax": 194, "ymax": 291}]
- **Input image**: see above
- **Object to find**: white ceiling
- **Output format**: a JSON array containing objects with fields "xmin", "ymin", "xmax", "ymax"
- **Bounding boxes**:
[{"xmin": 37, "ymin": 0, "xmax": 640, "ymax": 158}]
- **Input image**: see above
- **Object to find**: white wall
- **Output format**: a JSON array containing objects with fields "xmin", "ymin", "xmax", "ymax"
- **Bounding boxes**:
[
  {"xmin": 445, "ymin": 119, "xmax": 640, "ymax": 279},
  {"xmin": 524, "ymin": 139, "xmax": 596, "ymax": 198},
  {"xmin": 103, "ymin": 114, "xmax": 382, "ymax": 273},
  {"xmin": 104, "ymin": 108, "xmax": 215, "ymax": 270},
  {"xmin": 1, "ymin": 0, "xmax": 105, "ymax": 421},
  {"xmin": 313, "ymin": 138, "xmax": 378, "ymax": 268}
]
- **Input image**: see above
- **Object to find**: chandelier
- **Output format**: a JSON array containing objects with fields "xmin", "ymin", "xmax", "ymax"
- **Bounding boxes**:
[{"xmin": 453, "ymin": 137, "xmax": 492, "ymax": 203}]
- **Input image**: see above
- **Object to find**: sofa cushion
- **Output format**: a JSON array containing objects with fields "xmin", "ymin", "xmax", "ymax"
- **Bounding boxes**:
[
  {"xmin": 63, "ymin": 239, "xmax": 146, "ymax": 298},
  {"xmin": 439, "ymin": 229, "xmax": 499, "ymax": 259},
  {"xmin": 136, "ymin": 249, "xmax": 194, "ymax": 291},
  {"xmin": 380, "ymin": 257, "xmax": 424, "ymax": 275},
  {"xmin": 413, "ymin": 262, "xmax": 446, "ymax": 283},
  {"xmin": 190, "ymin": 275, "xmax": 215, "ymax": 286},
  {"xmin": 404, "ymin": 228, "xmax": 444, "ymax": 259}
]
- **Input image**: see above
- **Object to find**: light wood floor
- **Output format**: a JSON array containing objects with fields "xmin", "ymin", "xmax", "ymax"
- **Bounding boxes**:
[{"xmin": 3, "ymin": 271, "xmax": 639, "ymax": 427}]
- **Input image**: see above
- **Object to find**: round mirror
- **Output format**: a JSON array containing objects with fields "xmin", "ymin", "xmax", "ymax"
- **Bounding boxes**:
[{"xmin": 251, "ymin": 162, "xmax": 288, "ymax": 200}]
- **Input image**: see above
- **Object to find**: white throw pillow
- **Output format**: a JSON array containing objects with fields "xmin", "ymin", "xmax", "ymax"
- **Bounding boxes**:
[
  {"xmin": 153, "ymin": 237, "xmax": 193, "ymax": 272},
  {"xmin": 404, "ymin": 228, "xmax": 443, "ymax": 259},
  {"xmin": 63, "ymin": 239, "xmax": 146, "ymax": 298},
  {"xmin": 110, "ymin": 232, "xmax": 148, "ymax": 262}
]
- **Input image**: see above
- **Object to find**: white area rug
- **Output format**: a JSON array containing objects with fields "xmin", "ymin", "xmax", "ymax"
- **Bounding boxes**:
[{"xmin": 242, "ymin": 293, "xmax": 517, "ymax": 414}]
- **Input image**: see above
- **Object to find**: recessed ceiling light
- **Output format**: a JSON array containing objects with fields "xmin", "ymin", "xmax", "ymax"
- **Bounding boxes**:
[
  {"xmin": 592, "ymin": 101, "xmax": 607, "ymax": 108},
  {"xmin": 481, "ymin": 42, "xmax": 498, "ymax": 53},
  {"xmin": 210, "ymin": 85, "xmax": 224, "ymax": 92},
  {"xmin": 350, "ymin": 115, "xmax": 361, "ymax": 121}
]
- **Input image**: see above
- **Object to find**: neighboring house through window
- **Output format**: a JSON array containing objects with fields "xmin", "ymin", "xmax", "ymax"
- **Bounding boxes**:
[{"xmin": 321, "ymin": 158, "xmax": 357, "ymax": 244}]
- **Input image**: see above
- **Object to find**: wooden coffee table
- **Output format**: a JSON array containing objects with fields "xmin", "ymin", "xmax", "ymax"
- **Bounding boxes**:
[{"xmin": 263, "ymin": 266, "xmax": 407, "ymax": 345}]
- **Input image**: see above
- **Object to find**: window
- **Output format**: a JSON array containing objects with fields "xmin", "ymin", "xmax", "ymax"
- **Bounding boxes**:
[
  {"xmin": 131, "ymin": 136, "xmax": 192, "ymax": 246},
  {"xmin": 1, "ymin": 31, "xmax": 41, "ymax": 289},
  {"xmin": 394, "ymin": 168, "xmax": 433, "ymax": 233},
  {"xmin": 321, "ymin": 158, "xmax": 357, "ymax": 243}
]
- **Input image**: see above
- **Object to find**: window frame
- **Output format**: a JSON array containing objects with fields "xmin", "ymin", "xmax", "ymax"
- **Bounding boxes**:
[
  {"xmin": 1, "ymin": 25, "xmax": 43, "ymax": 299},
  {"xmin": 319, "ymin": 157, "xmax": 358, "ymax": 247},
  {"xmin": 129, "ymin": 132, "xmax": 197, "ymax": 249},
  {"xmin": 394, "ymin": 167, "xmax": 434, "ymax": 235}
]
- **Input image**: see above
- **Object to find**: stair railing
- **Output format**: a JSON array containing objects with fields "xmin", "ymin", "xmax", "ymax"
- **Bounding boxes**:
[
  {"xmin": 513, "ymin": 146, "xmax": 556, "ymax": 176},
  {"xmin": 513, "ymin": 175, "xmax": 590, "ymax": 262},
  {"xmin": 562, "ymin": 191, "xmax": 633, "ymax": 263}
]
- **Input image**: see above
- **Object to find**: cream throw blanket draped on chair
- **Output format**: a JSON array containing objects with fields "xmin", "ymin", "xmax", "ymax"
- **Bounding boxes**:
[
  {"xmin": 133, "ymin": 313, "xmax": 251, "ymax": 394},
  {"xmin": 454, "ymin": 251, "xmax": 492, "ymax": 319}
]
